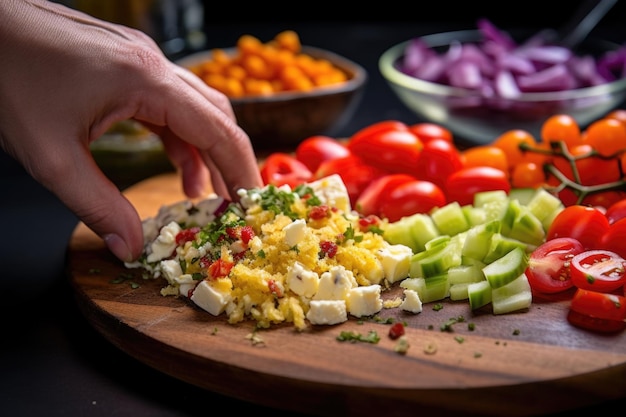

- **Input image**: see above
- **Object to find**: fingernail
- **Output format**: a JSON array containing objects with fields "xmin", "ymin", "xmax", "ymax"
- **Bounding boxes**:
[{"xmin": 103, "ymin": 233, "xmax": 133, "ymax": 263}]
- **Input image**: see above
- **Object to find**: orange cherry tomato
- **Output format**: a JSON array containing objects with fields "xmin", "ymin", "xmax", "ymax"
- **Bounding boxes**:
[
  {"xmin": 460, "ymin": 145, "xmax": 509, "ymax": 175},
  {"xmin": 492, "ymin": 129, "xmax": 538, "ymax": 167},
  {"xmin": 541, "ymin": 114, "xmax": 583, "ymax": 149},
  {"xmin": 584, "ymin": 117, "xmax": 626, "ymax": 157},
  {"xmin": 510, "ymin": 162, "xmax": 545, "ymax": 188}
]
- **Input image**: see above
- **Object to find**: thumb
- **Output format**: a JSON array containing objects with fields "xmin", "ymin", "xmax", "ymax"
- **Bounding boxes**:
[{"xmin": 43, "ymin": 147, "xmax": 144, "ymax": 262}]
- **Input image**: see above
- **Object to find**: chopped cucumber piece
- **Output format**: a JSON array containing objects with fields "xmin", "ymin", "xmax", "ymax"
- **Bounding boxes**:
[
  {"xmin": 468, "ymin": 280, "xmax": 492, "ymax": 310},
  {"xmin": 462, "ymin": 219, "xmax": 501, "ymax": 261},
  {"xmin": 526, "ymin": 188, "xmax": 564, "ymax": 223},
  {"xmin": 506, "ymin": 199, "xmax": 545, "ymax": 247},
  {"xmin": 483, "ymin": 234, "xmax": 528, "ymax": 264},
  {"xmin": 422, "ymin": 274, "xmax": 450, "ymax": 303},
  {"xmin": 449, "ymin": 282, "xmax": 471, "ymax": 301},
  {"xmin": 482, "ymin": 247, "xmax": 528, "ymax": 289},
  {"xmin": 430, "ymin": 202, "xmax": 469, "ymax": 236},
  {"xmin": 473, "ymin": 190, "xmax": 508, "ymax": 207},
  {"xmin": 492, "ymin": 273, "xmax": 532, "ymax": 314},
  {"xmin": 447, "ymin": 264, "xmax": 485, "ymax": 285},
  {"xmin": 508, "ymin": 188, "xmax": 537, "ymax": 205},
  {"xmin": 384, "ymin": 213, "xmax": 440, "ymax": 253}
]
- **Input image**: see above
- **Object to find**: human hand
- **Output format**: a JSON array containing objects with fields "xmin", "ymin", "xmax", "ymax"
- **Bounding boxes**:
[{"xmin": 0, "ymin": 0, "xmax": 263, "ymax": 262}]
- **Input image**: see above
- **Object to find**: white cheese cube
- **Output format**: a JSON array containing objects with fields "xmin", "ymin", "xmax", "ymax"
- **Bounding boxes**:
[
  {"xmin": 286, "ymin": 262, "xmax": 319, "ymax": 298},
  {"xmin": 377, "ymin": 244, "xmax": 413, "ymax": 283},
  {"xmin": 346, "ymin": 285, "xmax": 383, "ymax": 317},
  {"xmin": 307, "ymin": 174, "xmax": 351, "ymax": 213},
  {"xmin": 400, "ymin": 289, "xmax": 423, "ymax": 314},
  {"xmin": 313, "ymin": 266, "xmax": 356, "ymax": 301},
  {"xmin": 306, "ymin": 300, "xmax": 347, "ymax": 325},
  {"xmin": 160, "ymin": 259, "xmax": 183, "ymax": 285},
  {"xmin": 283, "ymin": 218, "xmax": 307, "ymax": 247},
  {"xmin": 147, "ymin": 221, "xmax": 181, "ymax": 263},
  {"xmin": 190, "ymin": 280, "xmax": 232, "ymax": 316}
]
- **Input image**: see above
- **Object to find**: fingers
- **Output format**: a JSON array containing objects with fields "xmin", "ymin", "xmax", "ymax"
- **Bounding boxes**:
[
  {"xmin": 39, "ymin": 144, "xmax": 144, "ymax": 262},
  {"xmin": 135, "ymin": 62, "xmax": 263, "ymax": 201}
]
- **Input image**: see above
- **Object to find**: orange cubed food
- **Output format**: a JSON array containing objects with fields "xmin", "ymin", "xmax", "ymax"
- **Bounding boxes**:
[{"xmin": 274, "ymin": 30, "xmax": 301, "ymax": 53}]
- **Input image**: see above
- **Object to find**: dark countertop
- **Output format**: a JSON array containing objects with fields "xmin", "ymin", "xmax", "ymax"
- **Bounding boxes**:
[{"xmin": 2, "ymin": 10, "xmax": 626, "ymax": 417}]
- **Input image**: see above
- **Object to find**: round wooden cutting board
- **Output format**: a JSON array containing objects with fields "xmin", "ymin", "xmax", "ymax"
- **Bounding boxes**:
[{"xmin": 67, "ymin": 172, "xmax": 626, "ymax": 417}]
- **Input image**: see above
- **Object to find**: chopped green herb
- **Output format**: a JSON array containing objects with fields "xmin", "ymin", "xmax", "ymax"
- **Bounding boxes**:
[
  {"xmin": 336, "ymin": 330, "xmax": 380, "ymax": 344},
  {"xmin": 433, "ymin": 303, "xmax": 444, "ymax": 311}
]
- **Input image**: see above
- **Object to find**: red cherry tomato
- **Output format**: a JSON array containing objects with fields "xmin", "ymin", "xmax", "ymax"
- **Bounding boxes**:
[
  {"xmin": 347, "ymin": 128, "xmax": 423, "ymax": 175},
  {"xmin": 408, "ymin": 122, "xmax": 453, "ymax": 144},
  {"xmin": 546, "ymin": 205, "xmax": 610, "ymax": 250},
  {"xmin": 525, "ymin": 237, "xmax": 585, "ymax": 294},
  {"xmin": 570, "ymin": 249, "xmax": 626, "ymax": 293},
  {"xmin": 601, "ymin": 217, "xmax": 626, "ymax": 259},
  {"xmin": 295, "ymin": 135, "xmax": 350, "ymax": 173},
  {"xmin": 354, "ymin": 173, "xmax": 416, "ymax": 217},
  {"xmin": 378, "ymin": 180, "xmax": 446, "ymax": 222},
  {"xmin": 568, "ymin": 288, "xmax": 626, "ymax": 333},
  {"xmin": 605, "ymin": 199, "xmax": 626, "ymax": 224},
  {"xmin": 444, "ymin": 166, "xmax": 510, "ymax": 206},
  {"xmin": 314, "ymin": 155, "xmax": 388, "ymax": 206},
  {"xmin": 414, "ymin": 138, "xmax": 463, "ymax": 190},
  {"xmin": 260, "ymin": 153, "xmax": 313, "ymax": 189},
  {"xmin": 349, "ymin": 120, "xmax": 409, "ymax": 143}
]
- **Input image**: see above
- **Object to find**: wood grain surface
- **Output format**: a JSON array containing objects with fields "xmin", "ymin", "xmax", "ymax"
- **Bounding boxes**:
[{"xmin": 67, "ymin": 172, "xmax": 626, "ymax": 417}]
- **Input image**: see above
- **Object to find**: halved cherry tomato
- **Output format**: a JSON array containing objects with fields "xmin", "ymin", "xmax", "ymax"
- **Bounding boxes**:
[
  {"xmin": 546, "ymin": 205, "xmax": 610, "ymax": 250},
  {"xmin": 414, "ymin": 138, "xmax": 463, "ymax": 190},
  {"xmin": 378, "ymin": 180, "xmax": 446, "ymax": 222},
  {"xmin": 295, "ymin": 135, "xmax": 350, "ymax": 173},
  {"xmin": 260, "ymin": 153, "xmax": 313, "ymax": 189},
  {"xmin": 347, "ymin": 128, "xmax": 423, "ymax": 175},
  {"xmin": 444, "ymin": 166, "xmax": 510, "ymax": 206},
  {"xmin": 408, "ymin": 122, "xmax": 453, "ymax": 144},
  {"xmin": 525, "ymin": 237, "xmax": 585, "ymax": 294},
  {"xmin": 570, "ymin": 250, "xmax": 626, "ymax": 293},
  {"xmin": 314, "ymin": 154, "xmax": 388, "ymax": 206},
  {"xmin": 568, "ymin": 288, "xmax": 626, "ymax": 333},
  {"xmin": 354, "ymin": 173, "xmax": 416, "ymax": 217}
]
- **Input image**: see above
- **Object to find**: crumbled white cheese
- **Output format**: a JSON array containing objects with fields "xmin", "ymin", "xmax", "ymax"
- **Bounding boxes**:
[
  {"xmin": 346, "ymin": 284, "xmax": 383, "ymax": 317},
  {"xmin": 400, "ymin": 289, "xmax": 423, "ymax": 314},
  {"xmin": 190, "ymin": 280, "xmax": 232, "ymax": 316},
  {"xmin": 313, "ymin": 266, "xmax": 356, "ymax": 300},
  {"xmin": 307, "ymin": 174, "xmax": 351, "ymax": 213},
  {"xmin": 283, "ymin": 218, "xmax": 306, "ymax": 247},
  {"xmin": 377, "ymin": 244, "xmax": 413, "ymax": 283},
  {"xmin": 286, "ymin": 261, "xmax": 319, "ymax": 298},
  {"xmin": 306, "ymin": 300, "xmax": 347, "ymax": 325},
  {"xmin": 147, "ymin": 221, "xmax": 181, "ymax": 263}
]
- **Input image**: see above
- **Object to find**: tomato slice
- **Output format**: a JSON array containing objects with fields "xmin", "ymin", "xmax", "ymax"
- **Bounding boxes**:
[
  {"xmin": 354, "ymin": 173, "xmax": 416, "ymax": 217},
  {"xmin": 568, "ymin": 288, "xmax": 626, "ymax": 333},
  {"xmin": 378, "ymin": 179, "xmax": 446, "ymax": 222},
  {"xmin": 546, "ymin": 205, "xmax": 610, "ymax": 250},
  {"xmin": 567, "ymin": 309, "xmax": 626, "ymax": 333},
  {"xmin": 444, "ymin": 166, "xmax": 510, "ymax": 206},
  {"xmin": 295, "ymin": 135, "xmax": 350, "ymax": 173},
  {"xmin": 260, "ymin": 153, "xmax": 313, "ymax": 189},
  {"xmin": 569, "ymin": 249, "xmax": 626, "ymax": 293},
  {"xmin": 525, "ymin": 237, "xmax": 585, "ymax": 294}
]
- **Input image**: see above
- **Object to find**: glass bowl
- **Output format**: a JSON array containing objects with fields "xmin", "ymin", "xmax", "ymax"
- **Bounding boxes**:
[{"xmin": 379, "ymin": 29, "xmax": 626, "ymax": 145}]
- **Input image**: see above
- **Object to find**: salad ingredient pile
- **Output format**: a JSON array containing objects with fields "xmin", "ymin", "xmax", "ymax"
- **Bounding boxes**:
[{"xmin": 125, "ymin": 175, "xmax": 414, "ymax": 330}]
